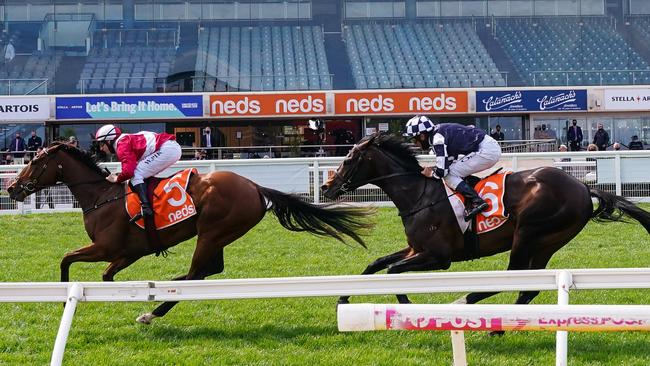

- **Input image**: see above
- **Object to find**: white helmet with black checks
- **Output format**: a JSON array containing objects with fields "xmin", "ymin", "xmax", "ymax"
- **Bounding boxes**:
[{"xmin": 403, "ymin": 115, "xmax": 436, "ymax": 137}]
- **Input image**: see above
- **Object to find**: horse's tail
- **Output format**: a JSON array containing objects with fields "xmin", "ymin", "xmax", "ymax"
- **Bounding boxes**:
[
  {"xmin": 258, "ymin": 186, "xmax": 375, "ymax": 248},
  {"xmin": 590, "ymin": 188, "xmax": 650, "ymax": 233}
]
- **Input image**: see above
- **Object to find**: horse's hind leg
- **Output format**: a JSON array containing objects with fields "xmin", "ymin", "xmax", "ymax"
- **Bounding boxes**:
[
  {"xmin": 338, "ymin": 247, "xmax": 410, "ymax": 305},
  {"xmin": 386, "ymin": 251, "xmax": 452, "ymax": 304},
  {"xmin": 102, "ymin": 256, "xmax": 139, "ymax": 281}
]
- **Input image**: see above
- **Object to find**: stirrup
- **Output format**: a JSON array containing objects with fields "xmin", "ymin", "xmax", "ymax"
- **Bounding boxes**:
[{"xmin": 464, "ymin": 202, "xmax": 489, "ymax": 222}]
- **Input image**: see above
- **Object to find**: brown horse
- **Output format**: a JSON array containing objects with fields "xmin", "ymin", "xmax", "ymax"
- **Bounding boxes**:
[
  {"xmin": 7, "ymin": 142, "xmax": 373, "ymax": 324},
  {"xmin": 322, "ymin": 133, "xmax": 650, "ymax": 310}
]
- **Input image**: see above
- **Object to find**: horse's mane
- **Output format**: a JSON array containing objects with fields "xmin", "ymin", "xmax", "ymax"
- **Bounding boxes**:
[
  {"xmin": 47, "ymin": 142, "xmax": 107, "ymax": 177},
  {"xmin": 369, "ymin": 133, "xmax": 422, "ymax": 172}
]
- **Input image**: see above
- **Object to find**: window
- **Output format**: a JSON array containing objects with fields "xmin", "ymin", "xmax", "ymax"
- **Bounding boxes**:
[{"xmin": 417, "ymin": 1, "xmax": 440, "ymax": 17}]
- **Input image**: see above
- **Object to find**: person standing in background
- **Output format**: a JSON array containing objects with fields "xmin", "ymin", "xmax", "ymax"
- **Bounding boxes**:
[
  {"xmin": 8, "ymin": 132, "xmax": 26, "ymax": 164},
  {"xmin": 201, "ymin": 127, "xmax": 217, "ymax": 159},
  {"xmin": 567, "ymin": 119, "xmax": 583, "ymax": 151},
  {"xmin": 3, "ymin": 40, "xmax": 15, "ymax": 74},
  {"xmin": 593, "ymin": 123, "xmax": 610, "ymax": 151},
  {"xmin": 27, "ymin": 130, "xmax": 43, "ymax": 150},
  {"xmin": 490, "ymin": 124, "xmax": 505, "ymax": 141}
]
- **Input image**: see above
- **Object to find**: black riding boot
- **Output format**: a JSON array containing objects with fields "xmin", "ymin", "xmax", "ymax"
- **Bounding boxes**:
[
  {"xmin": 455, "ymin": 181, "xmax": 488, "ymax": 222},
  {"xmin": 131, "ymin": 183, "xmax": 153, "ymax": 222}
]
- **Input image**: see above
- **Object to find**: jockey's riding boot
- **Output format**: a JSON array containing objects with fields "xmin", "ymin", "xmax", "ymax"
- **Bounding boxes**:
[
  {"xmin": 455, "ymin": 181, "xmax": 489, "ymax": 222},
  {"xmin": 131, "ymin": 183, "xmax": 153, "ymax": 223}
]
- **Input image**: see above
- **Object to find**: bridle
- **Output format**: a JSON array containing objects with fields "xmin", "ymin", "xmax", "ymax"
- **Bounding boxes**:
[
  {"xmin": 333, "ymin": 141, "xmax": 420, "ymax": 194},
  {"xmin": 333, "ymin": 140, "xmax": 454, "ymax": 218},
  {"xmin": 13, "ymin": 146, "xmax": 109, "ymax": 194}
]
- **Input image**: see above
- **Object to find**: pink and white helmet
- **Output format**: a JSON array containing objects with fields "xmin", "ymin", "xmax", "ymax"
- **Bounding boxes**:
[{"xmin": 95, "ymin": 124, "xmax": 122, "ymax": 141}]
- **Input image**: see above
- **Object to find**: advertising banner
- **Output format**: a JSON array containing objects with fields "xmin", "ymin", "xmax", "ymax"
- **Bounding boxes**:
[
  {"xmin": 604, "ymin": 88, "xmax": 650, "ymax": 110},
  {"xmin": 334, "ymin": 91, "xmax": 468, "ymax": 115},
  {"xmin": 0, "ymin": 97, "xmax": 50, "ymax": 120},
  {"xmin": 208, "ymin": 93, "xmax": 327, "ymax": 117},
  {"xmin": 476, "ymin": 90, "xmax": 587, "ymax": 112},
  {"xmin": 55, "ymin": 95, "xmax": 203, "ymax": 119}
]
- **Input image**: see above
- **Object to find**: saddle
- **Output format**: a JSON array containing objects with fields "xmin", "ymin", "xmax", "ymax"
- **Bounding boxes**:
[
  {"xmin": 450, "ymin": 168, "xmax": 510, "ymax": 260},
  {"xmin": 126, "ymin": 168, "xmax": 198, "ymax": 255}
]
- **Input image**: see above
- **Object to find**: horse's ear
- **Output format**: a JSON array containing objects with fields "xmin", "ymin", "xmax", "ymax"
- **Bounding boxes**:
[{"xmin": 356, "ymin": 136, "xmax": 373, "ymax": 150}]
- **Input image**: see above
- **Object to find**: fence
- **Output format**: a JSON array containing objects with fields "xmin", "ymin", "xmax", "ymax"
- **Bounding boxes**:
[
  {"xmin": 3, "ymin": 268, "xmax": 649, "ymax": 365},
  {"xmin": 2, "ymin": 149, "xmax": 650, "ymax": 214}
]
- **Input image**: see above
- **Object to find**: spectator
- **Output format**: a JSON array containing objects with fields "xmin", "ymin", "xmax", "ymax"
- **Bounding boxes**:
[
  {"xmin": 612, "ymin": 142, "xmax": 622, "ymax": 151},
  {"xmin": 26, "ymin": 130, "xmax": 43, "ymax": 153},
  {"xmin": 629, "ymin": 135, "xmax": 644, "ymax": 150},
  {"xmin": 490, "ymin": 124, "xmax": 505, "ymax": 141},
  {"xmin": 193, "ymin": 149, "xmax": 207, "ymax": 160},
  {"xmin": 8, "ymin": 132, "xmax": 26, "ymax": 163},
  {"xmin": 558, "ymin": 144, "xmax": 568, "ymax": 152},
  {"xmin": 592, "ymin": 123, "xmax": 609, "ymax": 151},
  {"xmin": 587, "ymin": 143, "xmax": 598, "ymax": 152},
  {"xmin": 3, "ymin": 40, "xmax": 15, "ymax": 74},
  {"xmin": 200, "ymin": 127, "xmax": 217, "ymax": 159},
  {"xmin": 566, "ymin": 119, "xmax": 583, "ymax": 152}
]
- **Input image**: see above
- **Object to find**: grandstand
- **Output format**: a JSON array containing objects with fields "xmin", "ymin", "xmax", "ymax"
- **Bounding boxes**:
[
  {"xmin": 1, "ymin": 1, "xmax": 650, "ymax": 95},
  {"xmin": 77, "ymin": 29, "xmax": 177, "ymax": 93},
  {"xmin": 343, "ymin": 21, "xmax": 506, "ymax": 89},
  {"xmin": 495, "ymin": 17, "xmax": 650, "ymax": 86},
  {"xmin": 193, "ymin": 25, "xmax": 331, "ymax": 92}
]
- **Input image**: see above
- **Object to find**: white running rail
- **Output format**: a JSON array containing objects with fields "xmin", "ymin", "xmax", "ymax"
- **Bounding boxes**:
[{"xmin": 0, "ymin": 268, "xmax": 649, "ymax": 365}]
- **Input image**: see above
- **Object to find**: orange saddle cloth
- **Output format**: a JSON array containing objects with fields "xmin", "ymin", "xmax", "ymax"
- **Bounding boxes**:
[
  {"xmin": 126, "ymin": 168, "xmax": 198, "ymax": 230},
  {"xmin": 446, "ymin": 171, "xmax": 511, "ymax": 234}
]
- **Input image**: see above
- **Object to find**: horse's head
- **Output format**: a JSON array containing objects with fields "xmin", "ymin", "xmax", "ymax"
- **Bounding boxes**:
[
  {"xmin": 321, "ymin": 133, "xmax": 422, "ymax": 200},
  {"xmin": 7, "ymin": 143, "xmax": 67, "ymax": 201}
]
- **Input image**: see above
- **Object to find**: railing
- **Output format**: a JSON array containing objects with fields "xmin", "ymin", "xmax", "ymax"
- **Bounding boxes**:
[
  {"xmin": 532, "ymin": 69, "xmax": 650, "ymax": 86},
  {"xmin": 0, "ymin": 78, "xmax": 48, "ymax": 95},
  {"xmin": 353, "ymin": 72, "xmax": 508, "ymax": 88},
  {"xmin": 181, "ymin": 144, "xmax": 355, "ymax": 160},
  {"xmin": 2, "ymin": 268, "xmax": 649, "ymax": 365},
  {"xmin": 192, "ymin": 74, "xmax": 334, "ymax": 92},
  {"xmin": 3, "ymin": 150, "xmax": 650, "ymax": 215},
  {"xmin": 78, "ymin": 76, "xmax": 168, "ymax": 94},
  {"xmin": 94, "ymin": 28, "xmax": 179, "ymax": 48}
]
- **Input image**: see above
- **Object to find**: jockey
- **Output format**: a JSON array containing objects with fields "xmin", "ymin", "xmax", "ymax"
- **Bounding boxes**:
[
  {"xmin": 403, "ymin": 115, "xmax": 502, "ymax": 221},
  {"xmin": 95, "ymin": 124, "xmax": 182, "ymax": 220}
]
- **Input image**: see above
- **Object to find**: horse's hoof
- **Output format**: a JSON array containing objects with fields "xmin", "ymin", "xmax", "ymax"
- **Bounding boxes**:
[
  {"xmin": 136, "ymin": 313, "xmax": 156, "ymax": 325},
  {"xmin": 337, "ymin": 299, "xmax": 350, "ymax": 305},
  {"xmin": 452, "ymin": 296, "xmax": 468, "ymax": 304},
  {"xmin": 489, "ymin": 330, "xmax": 505, "ymax": 337}
]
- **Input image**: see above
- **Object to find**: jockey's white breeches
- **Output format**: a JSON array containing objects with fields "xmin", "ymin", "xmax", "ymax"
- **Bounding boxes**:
[
  {"xmin": 443, "ymin": 135, "xmax": 502, "ymax": 189},
  {"xmin": 131, "ymin": 140, "xmax": 182, "ymax": 185}
]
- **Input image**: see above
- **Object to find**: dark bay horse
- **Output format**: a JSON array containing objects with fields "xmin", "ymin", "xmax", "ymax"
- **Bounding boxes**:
[
  {"xmin": 7, "ymin": 142, "xmax": 373, "ymax": 324},
  {"xmin": 322, "ymin": 133, "xmax": 650, "ymax": 308}
]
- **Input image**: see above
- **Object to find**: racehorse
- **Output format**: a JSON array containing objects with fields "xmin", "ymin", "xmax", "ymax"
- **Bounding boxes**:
[
  {"xmin": 7, "ymin": 142, "xmax": 373, "ymax": 324},
  {"xmin": 322, "ymin": 133, "xmax": 650, "ymax": 309}
]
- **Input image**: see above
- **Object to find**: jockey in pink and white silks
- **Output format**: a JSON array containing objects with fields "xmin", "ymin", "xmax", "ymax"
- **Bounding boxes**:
[
  {"xmin": 95, "ymin": 124, "xmax": 182, "ymax": 220},
  {"xmin": 403, "ymin": 115, "xmax": 502, "ymax": 221}
]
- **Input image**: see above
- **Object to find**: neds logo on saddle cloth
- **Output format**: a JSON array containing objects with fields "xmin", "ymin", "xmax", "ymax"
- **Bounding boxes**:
[
  {"xmin": 126, "ymin": 168, "xmax": 198, "ymax": 230},
  {"xmin": 446, "ymin": 172, "xmax": 511, "ymax": 234}
]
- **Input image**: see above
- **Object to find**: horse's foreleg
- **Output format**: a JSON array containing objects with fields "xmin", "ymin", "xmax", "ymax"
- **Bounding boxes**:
[
  {"xmin": 338, "ymin": 247, "xmax": 410, "ymax": 305},
  {"xmin": 60, "ymin": 243, "xmax": 106, "ymax": 282},
  {"xmin": 102, "ymin": 257, "xmax": 139, "ymax": 282},
  {"xmin": 386, "ymin": 252, "xmax": 452, "ymax": 304}
]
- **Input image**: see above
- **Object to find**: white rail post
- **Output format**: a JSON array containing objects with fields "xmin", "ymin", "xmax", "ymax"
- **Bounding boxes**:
[
  {"xmin": 51, "ymin": 283, "xmax": 83, "ymax": 366},
  {"xmin": 450, "ymin": 330, "xmax": 467, "ymax": 366},
  {"xmin": 614, "ymin": 155, "xmax": 622, "ymax": 196},
  {"xmin": 556, "ymin": 271, "xmax": 573, "ymax": 366},
  {"xmin": 313, "ymin": 160, "xmax": 320, "ymax": 204}
]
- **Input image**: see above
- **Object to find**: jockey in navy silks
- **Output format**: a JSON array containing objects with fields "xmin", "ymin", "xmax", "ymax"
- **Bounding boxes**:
[{"xmin": 403, "ymin": 115, "xmax": 502, "ymax": 221}]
